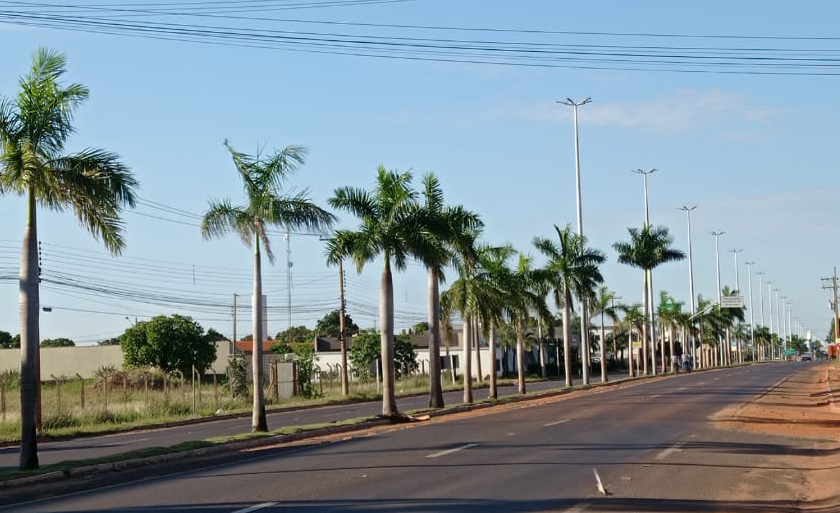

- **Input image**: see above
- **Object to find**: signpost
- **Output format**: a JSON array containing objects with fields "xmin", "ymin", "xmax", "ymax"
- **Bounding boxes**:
[{"xmin": 720, "ymin": 295, "xmax": 744, "ymax": 308}]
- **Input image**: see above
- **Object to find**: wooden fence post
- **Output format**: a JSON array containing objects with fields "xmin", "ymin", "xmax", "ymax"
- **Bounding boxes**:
[{"xmin": 76, "ymin": 374, "xmax": 84, "ymax": 411}]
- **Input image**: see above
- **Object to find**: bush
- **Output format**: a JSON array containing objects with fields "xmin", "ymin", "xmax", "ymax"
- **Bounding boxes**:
[
  {"xmin": 42, "ymin": 411, "xmax": 81, "ymax": 430},
  {"xmin": 227, "ymin": 356, "xmax": 248, "ymax": 398}
]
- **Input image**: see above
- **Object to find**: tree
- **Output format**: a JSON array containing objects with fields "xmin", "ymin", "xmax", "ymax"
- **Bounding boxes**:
[
  {"xmin": 413, "ymin": 173, "xmax": 482, "ymax": 408},
  {"xmin": 657, "ymin": 293, "xmax": 684, "ymax": 373},
  {"xmin": 97, "ymin": 337, "xmax": 120, "ymax": 346},
  {"xmin": 315, "ymin": 310, "xmax": 359, "ymax": 337},
  {"xmin": 40, "ymin": 338, "xmax": 74, "ymax": 347},
  {"xmin": 0, "ymin": 331, "xmax": 14, "ymax": 349},
  {"xmin": 121, "ymin": 315, "xmax": 216, "ymax": 377},
  {"xmin": 275, "ymin": 325, "xmax": 313, "ymax": 344},
  {"xmin": 204, "ymin": 328, "xmax": 228, "ymax": 342},
  {"xmin": 613, "ymin": 225, "xmax": 685, "ymax": 376},
  {"xmin": 534, "ymin": 225, "xmax": 605, "ymax": 387},
  {"xmin": 349, "ymin": 330, "xmax": 417, "ymax": 380},
  {"xmin": 328, "ymin": 166, "xmax": 426, "ymax": 417},
  {"xmin": 412, "ymin": 321, "xmax": 430, "ymax": 333},
  {"xmin": 590, "ymin": 286, "xmax": 620, "ymax": 382},
  {"xmin": 201, "ymin": 140, "xmax": 334, "ymax": 432},
  {"xmin": 0, "ymin": 49, "xmax": 138, "ymax": 470}
]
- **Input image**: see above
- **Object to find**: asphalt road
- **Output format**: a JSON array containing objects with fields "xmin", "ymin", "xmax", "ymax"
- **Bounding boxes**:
[
  {"xmin": 1, "ymin": 362, "xmax": 817, "ymax": 513},
  {"xmin": 0, "ymin": 372, "xmax": 624, "ymax": 470}
]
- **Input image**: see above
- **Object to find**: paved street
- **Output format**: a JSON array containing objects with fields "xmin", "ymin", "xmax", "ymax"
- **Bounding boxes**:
[
  {"xmin": 0, "ymin": 363, "xmax": 816, "ymax": 513},
  {"xmin": 0, "ymin": 373, "xmax": 624, "ymax": 470}
]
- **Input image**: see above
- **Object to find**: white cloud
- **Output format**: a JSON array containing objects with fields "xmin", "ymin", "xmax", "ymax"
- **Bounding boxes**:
[{"xmin": 493, "ymin": 89, "xmax": 789, "ymax": 135}]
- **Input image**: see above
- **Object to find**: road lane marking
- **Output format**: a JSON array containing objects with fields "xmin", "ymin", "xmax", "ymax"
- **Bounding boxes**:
[
  {"xmin": 426, "ymin": 443, "xmax": 478, "ymax": 458},
  {"xmin": 677, "ymin": 387, "xmax": 686, "ymax": 391},
  {"xmin": 593, "ymin": 468, "xmax": 608, "ymax": 495},
  {"xmin": 655, "ymin": 441, "xmax": 686, "ymax": 460},
  {"xmin": 232, "ymin": 502, "xmax": 278, "ymax": 513},
  {"xmin": 649, "ymin": 394, "xmax": 661, "ymax": 399},
  {"xmin": 697, "ymin": 381, "xmax": 706, "ymax": 385},
  {"xmin": 543, "ymin": 419, "xmax": 570, "ymax": 427}
]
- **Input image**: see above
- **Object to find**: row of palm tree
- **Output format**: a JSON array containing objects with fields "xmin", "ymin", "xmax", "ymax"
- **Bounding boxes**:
[{"xmin": 1, "ymin": 48, "xmax": 775, "ymax": 471}]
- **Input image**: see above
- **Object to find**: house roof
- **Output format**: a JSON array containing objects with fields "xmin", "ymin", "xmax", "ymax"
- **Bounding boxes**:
[{"xmin": 234, "ymin": 339, "xmax": 275, "ymax": 353}]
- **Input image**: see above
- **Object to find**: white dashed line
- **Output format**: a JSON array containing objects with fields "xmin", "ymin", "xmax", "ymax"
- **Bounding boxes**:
[
  {"xmin": 426, "ymin": 443, "xmax": 479, "ymax": 458},
  {"xmin": 677, "ymin": 387, "xmax": 686, "ymax": 391},
  {"xmin": 543, "ymin": 419, "xmax": 570, "ymax": 427},
  {"xmin": 231, "ymin": 502, "xmax": 278, "ymax": 513},
  {"xmin": 655, "ymin": 441, "xmax": 686, "ymax": 460}
]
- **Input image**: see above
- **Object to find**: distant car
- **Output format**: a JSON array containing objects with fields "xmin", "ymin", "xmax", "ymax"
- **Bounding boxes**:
[{"xmin": 800, "ymin": 354, "xmax": 812, "ymax": 361}]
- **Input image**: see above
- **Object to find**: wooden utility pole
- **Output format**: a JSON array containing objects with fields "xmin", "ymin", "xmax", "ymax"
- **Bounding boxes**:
[
  {"xmin": 822, "ymin": 268, "xmax": 839, "ymax": 347},
  {"xmin": 338, "ymin": 259, "xmax": 349, "ymax": 396}
]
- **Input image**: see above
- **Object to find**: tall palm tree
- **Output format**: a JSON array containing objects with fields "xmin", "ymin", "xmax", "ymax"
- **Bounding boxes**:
[
  {"xmin": 413, "ymin": 174, "xmax": 482, "ymax": 408},
  {"xmin": 202, "ymin": 141, "xmax": 334, "ymax": 431},
  {"xmin": 0, "ymin": 49, "xmax": 137, "ymax": 470},
  {"xmin": 613, "ymin": 225, "xmax": 685, "ymax": 376},
  {"xmin": 622, "ymin": 303, "xmax": 647, "ymax": 377},
  {"xmin": 534, "ymin": 225, "xmax": 605, "ymax": 387},
  {"xmin": 590, "ymin": 286, "xmax": 620, "ymax": 382},
  {"xmin": 329, "ymin": 166, "xmax": 424, "ymax": 416}
]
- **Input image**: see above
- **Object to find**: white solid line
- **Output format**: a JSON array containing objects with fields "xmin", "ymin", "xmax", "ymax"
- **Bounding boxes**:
[
  {"xmin": 426, "ymin": 443, "xmax": 479, "ymax": 458},
  {"xmin": 543, "ymin": 419, "xmax": 570, "ymax": 427},
  {"xmin": 565, "ymin": 503, "xmax": 590, "ymax": 512},
  {"xmin": 231, "ymin": 502, "xmax": 278, "ymax": 513},
  {"xmin": 655, "ymin": 441, "xmax": 686, "ymax": 460}
]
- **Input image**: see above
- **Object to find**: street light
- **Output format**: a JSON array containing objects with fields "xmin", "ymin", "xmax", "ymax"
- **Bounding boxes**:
[
  {"xmin": 745, "ymin": 261, "xmax": 756, "ymax": 362},
  {"xmin": 710, "ymin": 231, "xmax": 725, "ymax": 367},
  {"xmin": 729, "ymin": 249, "xmax": 743, "ymax": 363},
  {"xmin": 559, "ymin": 97, "xmax": 592, "ymax": 385},
  {"xmin": 634, "ymin": 168, "xmax": 657, "ymax": 375},
  {"xmin": 679, "ymin": 206, "xmax": 698, "ymax": 368}
]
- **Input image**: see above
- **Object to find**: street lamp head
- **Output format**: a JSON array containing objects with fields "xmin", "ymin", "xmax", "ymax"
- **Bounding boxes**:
[
  {"xmin": 632, "ymin": 168, "xmax": 657, "ymax": 175},
  {"xmin": 729, "ymin": 248, "xmax": 743, "ymax": 254},
  {"xmin": 745, "ymin": 261, "xmax": 755, "ymax": 266},
  {"xmin": 679, "ymin": 205, "xmax": 697, "ymax": 211},
  {"xmin": 558, "ymin": 97, "xmax": 592, "ymax": 107},
  {"xmin": 710, "ymin": 231, "xmax": 725, "ymax": 237}
]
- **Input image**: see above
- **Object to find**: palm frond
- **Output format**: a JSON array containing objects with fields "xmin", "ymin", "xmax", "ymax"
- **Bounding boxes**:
[
  {"xmin": 201, "ymin": 198, "xmax": 252, "ymax": 244},
  {"xmin": 259, "ymin": 144, "xmax": 307, "ymax": 191}
]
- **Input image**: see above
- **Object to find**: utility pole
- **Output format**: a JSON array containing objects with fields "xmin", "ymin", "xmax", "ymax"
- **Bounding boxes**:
[
  {"xmin": 559, "ymin": 97, "xmax": 592, "ymax": 384},
  {"xmin": 285, "ymin": 229, "xmax": 293, "ymax": 335},
  {"xmin": 711, "ymin": 231, "xmax": 724, "ymax": 366},
  {"xmin": 232, "ymin": 293, "xmax": 237, "ymax": 356},
  {"xmin": 821, "ymin": 268, "xmax": 839, "ymax": 350},
  {"xmin": 338, "ymin": 259, "xmax": 349, "ymax": 396},
  {"xmin": 730, "ymin": 248, "xmax": 743, "ymax": 363}
]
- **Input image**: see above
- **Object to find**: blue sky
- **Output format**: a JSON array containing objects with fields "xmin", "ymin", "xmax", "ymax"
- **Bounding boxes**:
[{"xmin": 1, "ymin": 0, "xmax": 838, "ymax": 344}]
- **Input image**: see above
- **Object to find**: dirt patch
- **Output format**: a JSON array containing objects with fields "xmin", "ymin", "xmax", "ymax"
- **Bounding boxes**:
[{"xmin": 713, "ymin": 363, "xmax": 840, "ymax": 506}]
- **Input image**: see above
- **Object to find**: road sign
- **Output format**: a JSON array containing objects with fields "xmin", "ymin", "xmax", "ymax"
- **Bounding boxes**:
[
  {"xmin": 720, "ymin": 295, "xmax": 744, "ymax": 308},
  {"xmin": 632, "ymin": 341, "xmax": 642, "ymax": 348},
  {"xmin": 783, "ymin": 349, "xmax": 796, "ymax": 355}
]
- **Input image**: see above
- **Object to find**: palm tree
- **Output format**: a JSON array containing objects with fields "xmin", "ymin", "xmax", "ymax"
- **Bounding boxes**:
[
  {"xmin": 657, "ymin": 293, "xmax": 684, "ymax": 373},
  {"xmin": 202, "ymin": 141, "xmax": 334, "ymax": 431},
  {"xmin": 0, "ymin": 49, "xmax": 137, "ymax": 470},
  {"xmin": 413, "ymin": 174, "xmax": 482, "ymax": 408},
  {"xmin": 622, "ymin": 303, "xmax": 646, "ymax": 377},
  {"xmin": 590, "ymin": 286, "xmax": 620, "ymax": 382},
  {"xmin": 329, "ymin": 166, "xmax": 424, "ymax": 416},
  {"xmin": 613, "ymin": 225, "xmax": 685, "ymax": 376},
  {"xmin": 534, "ymin": 224, "xmax": 605, "ymax": 388},
  {"xmin": 505, "ymin": 253, "xmax": 551, "ymax": 394}
]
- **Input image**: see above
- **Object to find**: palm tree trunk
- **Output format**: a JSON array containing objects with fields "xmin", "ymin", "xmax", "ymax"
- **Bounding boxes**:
[
  {"xmin": 489, "ymin": 323, "xmax": 498, "ymax": 399},
  {"xmin": 669, "ymin": 325, "xmax": 676, "ymax": 373},
  {"xmin": 627, "ymin": 327, "xmax": 634, "ymax": 378},
  {"xmin": 516, "ymin": 323, "xmax": 526, "ymax": 394},
  {"xmin": 647, "ymin": 269, "xmax": 657, "ymax": 376},
  {"xmin": 659, "ymin": 323, "xmax": 665, "ymax": 373},
  {"xmin": 562, "ymin": 293, "xmax": 572, "ymax": 387},
  {"xmin": 473, "ymin": 317, "xmax": 482, "ymax": 383},
  {"xmin": 462, "ymin": 313, "xmax": 472, "ymax": 403},
  {"xmin": 599, "ymin": 313, "xmax": 607, "ymax": 383},
  {"xmin": 581, "ymin": 300, "xmax": 590, "ymax": 386},
  {"xmin": 19, "ymin": 188, "xmax": 40, "ymax": 470},
  {"xmin": 641, "ymin": 276, "xmax": 649, "ymax": 376},
  {"xmin": 251, "ymin": 238, "xmax": 267, "ymax": 432},
  {"xmin": 538, "ymin": 321, "xmax": 546, "ymax": 379},
  {"xmin": 427, "ymin": 267, "xmax": 444, "ymax": 408},
  {"xmin": 380, "ymin": 257, "xmax": 397, "ymax": 415}
]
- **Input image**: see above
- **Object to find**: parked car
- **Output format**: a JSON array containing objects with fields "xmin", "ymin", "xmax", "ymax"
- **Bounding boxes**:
[{"xmin": 800, "ymin": 353, "xmax": 812, "ymax": 361}]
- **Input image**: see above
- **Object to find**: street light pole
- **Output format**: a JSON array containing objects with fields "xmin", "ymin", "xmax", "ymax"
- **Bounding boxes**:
[
  {"xmin": 680, "ymin": 206, "xmax": 698, "ymax": 369},
  {"xmin": 559, "ymin": 97, "xmax": 592, "ymax": 385},
  {"xmin": 710, "ymin": 231, "xmax": 725, "ymax": 366},
  {"xmin": 730, "ymin": 248, "xmax": 743, "ymax": 363},
  {"xmin": 745, "ymin": 261, "xmax": 756, "ymax": 362},
  {"xmin": 775, "ymin": 289, "xmax": 781, "ymax": 358},
  {"xmin": 634, "ymin": 168, "xmax": 657, "ymax": 375}
]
